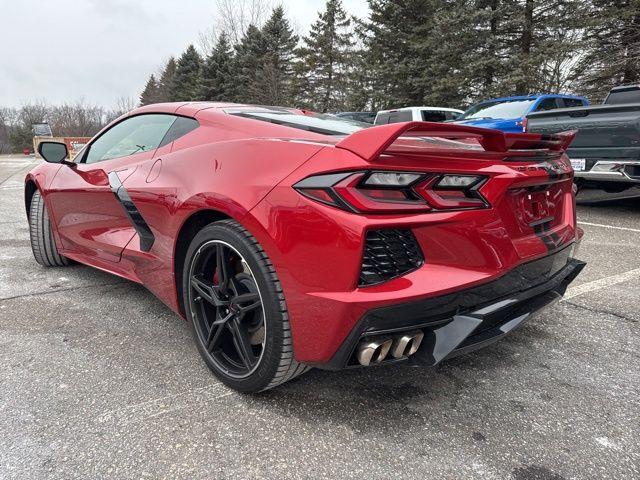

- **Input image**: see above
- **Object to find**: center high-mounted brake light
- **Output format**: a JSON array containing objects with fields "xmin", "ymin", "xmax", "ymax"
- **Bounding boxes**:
[{"xmin": 294, "ymin": 171, "xmax": 489, "ymax": 213}]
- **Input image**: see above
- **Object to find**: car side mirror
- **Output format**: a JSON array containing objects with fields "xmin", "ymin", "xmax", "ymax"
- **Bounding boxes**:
[{"xmin": 38, "ymin": 141, "xmax": 70, "ymax": 164}]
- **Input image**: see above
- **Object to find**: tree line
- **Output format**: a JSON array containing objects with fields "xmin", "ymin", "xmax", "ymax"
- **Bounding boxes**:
[
  {"xmin": 2, "ymin": 0, "xmax": 638, "ymax": 154},
  {"xmin": 0, "ymin": 98, "xmax": 135, "ymax": 154},
  {"xmin": 140, "ymin": 0, "xmax": 640, "ymax": 113}
]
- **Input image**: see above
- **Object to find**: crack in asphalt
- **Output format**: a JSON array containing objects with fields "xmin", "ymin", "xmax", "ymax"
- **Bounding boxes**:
[
  {"xmin": 0, "ymin": 162, "xmax": 37, "ymax": 187},
  {"xmin": 563, "ymin": 300, "xmax": 638, "ymax": 325},
  {"xmin": 0, "ymin": 281, "xmax": 128, "ymax": 303}
]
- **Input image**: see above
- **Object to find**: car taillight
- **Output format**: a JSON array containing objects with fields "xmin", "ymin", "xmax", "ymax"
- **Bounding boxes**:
[
  {"xmin": 519, "ymin": 117, "xmax": 528, "ymax": 132},
  {"xmin": 294, "ymin": 171, "xmax": 488, "ymax": 213}
]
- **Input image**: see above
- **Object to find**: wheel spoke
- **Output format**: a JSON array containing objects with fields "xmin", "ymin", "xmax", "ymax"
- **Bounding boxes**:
[
  {"xmin": 216, "ymin": 244, "xmax": 232, "ymax": 292},
  {"xmin": 212, "ymin": 311, "xmax": 234, "ymax": 327},
  {"xmin": 191, "ymin": 274, "xmax": 227, "ymax": 307},
  {"xmin": 233, "ymin": 292, "xmax": 261, "ymax": 314},
  {"xmin": 206, "ymin": 322, "xmax": 225, "ymax": 351},
  {"xmin": 229, "ymin": 318, "xmax": 257, "ymax": 368}
]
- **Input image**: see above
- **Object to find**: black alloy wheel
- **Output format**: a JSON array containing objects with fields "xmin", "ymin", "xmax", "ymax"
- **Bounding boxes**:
[
  {"xmin": 183, "ymin": 220, "xmax": 308, "ymax": 392},
  {"xmin": 188, "ymin": 240, "xmax": 266, "ymax": 378}
]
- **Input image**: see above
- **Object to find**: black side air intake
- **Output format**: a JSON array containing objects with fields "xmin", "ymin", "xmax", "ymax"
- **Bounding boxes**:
[{"xmin": 359, "ymin": 229, "xmax": 424, "ymax": 287}]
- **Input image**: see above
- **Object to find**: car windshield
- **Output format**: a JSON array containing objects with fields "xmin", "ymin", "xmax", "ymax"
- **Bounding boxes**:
[
  {"xmin": 461, "ymin": 99, "xmax": 536, "ymax": 120},
  {"xmin": 229, "ymin": 109, "xmax": 370, "ymax": 136}
]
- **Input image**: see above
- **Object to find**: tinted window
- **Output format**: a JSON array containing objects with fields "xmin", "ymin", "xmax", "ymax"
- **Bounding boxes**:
[
  {"xmin": 421, "ymin": 111, "xmax": 447, "ymax": 122},
  {"xmin": 461, "ymin": 100, "xmax": 536, "ymax": 120},
  {"xmin": 231, "ymin": 110, "xmax": 369, "ymax": 136},
  {"xmin": 562, "ymin": 98, "xmax": 585, "ymax": 108},
  {"xmin": 446, "ymin": 111, "xmax": 462, "ymax": 120},
  {"xmin": 85, "ymin": 114, "xmax": 176, "ymax": 164},
  {"xmin": 160, "ymin": 116, "xmax": 199, "ymax": 147},
  {"xmin": 375, "ymin": 113, "xmax": 391, "ymax": 125},
  {"xmin": 536, "ymin": 98, "xmax": 559, "ymax": 111},
  {"xmin": 357, "ymin": 113, "xmax": 376, "ymax": 124},
  {"xmin": 388, "ymin": 111, "xmax": 413, "ymax": 123},
  {"xmin": 605, "ymin": 88, "xmax": 640, "ymax": 105},
  {"xmin": 343, "ymin": 112, "xmax": 376, "ymax": 124}
]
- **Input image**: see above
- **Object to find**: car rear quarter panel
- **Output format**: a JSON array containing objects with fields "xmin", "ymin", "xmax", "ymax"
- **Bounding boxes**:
[
  {"xmin": 245, "ymin": 145, "xmax": 578, "ymax": 363},
  {"xmin": 119, "ymin": 133, "xmax": 327, "ymax": 315}
]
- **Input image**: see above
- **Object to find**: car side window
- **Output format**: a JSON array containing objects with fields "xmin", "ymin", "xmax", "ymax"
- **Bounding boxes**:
[
  {"xmin": 389, "ymin": 111, "xmax": 413, "ymax": 123},
  {"xmin": 376, "ymin": 113, "xmax": 390, "ymax": 125},
  {"xmin": 562, "ymin": 98, "xmax": 585, "ymax": 108},
  {"xmin": 535, "ymin": 98, "xmax": 560, "ymax": 112},
  {"xmin": 421, "ymin": 111, "xmax": 447, "ymax": 122},
  {"xmin": 159, "ymin": 117, "xmax": 199, "ymax": 147},
  {"xmin": 84, "ymin": 114, "xmax": 176, "ymax": 164}
]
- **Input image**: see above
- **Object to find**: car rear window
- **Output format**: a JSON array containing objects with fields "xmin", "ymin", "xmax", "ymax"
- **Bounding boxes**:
[
  {"xmin": 461, "ymin": 99, "xmax": 536, "ymax": 120},
  {"xmin": 230, "ymin": 110, "xmax": 369, "ymax": 136},
  {"xmin": 605, "ymin": 87, "xmax": 640, "ymax": 105}
]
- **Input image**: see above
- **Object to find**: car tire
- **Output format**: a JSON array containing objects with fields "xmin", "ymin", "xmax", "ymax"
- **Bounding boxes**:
[
  {"xmin": 29, "ymin": 190, "xmax": 70, "ymax": 267},
  {"xmin": 183, "ymin": 219, "xmax": 309, "ymax": 393}
]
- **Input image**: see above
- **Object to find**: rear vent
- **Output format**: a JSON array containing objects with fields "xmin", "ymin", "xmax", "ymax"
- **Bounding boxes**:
[{"xmin": 359, "ymin": 229, "xmax": 424, "ymax": 287}]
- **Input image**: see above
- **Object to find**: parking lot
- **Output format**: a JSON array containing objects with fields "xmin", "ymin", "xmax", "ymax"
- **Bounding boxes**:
[{"xmin": 0, "ymin": 155, "xmax": 638, "ymax": 479}]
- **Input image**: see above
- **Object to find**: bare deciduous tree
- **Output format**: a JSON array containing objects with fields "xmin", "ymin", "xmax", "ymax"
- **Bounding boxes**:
[
  {"xmin": 0, "ymin": 107, "xmax": 17, "ymax": 154},
  {"xmin": 213, "ymin": 0, "xmax": 274, "ymax": 45},
  {"xmin": 49, "ymin": 100, "xmax": 105, "ymax": 137},
  {"xmin": 105, "ymin": 96, "xmax": 136, "ymax": 123}
]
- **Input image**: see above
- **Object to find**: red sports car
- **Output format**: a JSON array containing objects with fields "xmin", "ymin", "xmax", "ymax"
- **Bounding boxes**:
[{"xmin": 26, "ymin": 103, "xmax": 585, "ymax": 392}]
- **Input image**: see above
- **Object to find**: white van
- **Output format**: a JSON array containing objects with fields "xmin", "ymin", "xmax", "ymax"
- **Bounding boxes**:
[{"xmin": 374, "ymin": 106, "xmax": 464, "ymax": 125}]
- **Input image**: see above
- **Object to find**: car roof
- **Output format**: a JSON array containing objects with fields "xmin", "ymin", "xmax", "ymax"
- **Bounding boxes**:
[
  {"xmin": 377, "ymin": 106, "xmax": 464, "ymax": 114},
  {"xmin": 474, "ymin": 94, "xmax": 586, "ymax": 105},
  {"xmin": 129, "ymin": 102, "xmax": 306, "ymax": 118},
  {"xmin": 610, "ymin": 84, "xmax": 640, "ymax": 92},
  {"xmin": 336, "ymin": 111, "xmax": 375, "ymax": 115}
]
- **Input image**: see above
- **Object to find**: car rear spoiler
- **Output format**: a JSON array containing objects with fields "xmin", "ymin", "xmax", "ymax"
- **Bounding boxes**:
[{"xmin": 335, "ymin": 122, "xmax": 577, "ymax": 162}]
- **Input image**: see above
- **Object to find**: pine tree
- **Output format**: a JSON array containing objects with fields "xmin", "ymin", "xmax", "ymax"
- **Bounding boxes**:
[
  {"xmin": 297, "ymin": 0, "xmax": 354, "ymax": 112},
  {"xmin": 199, "ymin": 33, "xmax": 235, "ymax": 101},
  {"xmin": 412, "ymin": 0, "xmax": 512, "ymax": 106},
  {"xmin": 231, "ymin": 24, "xmax": 268, "ymax": 103},
  {"xmin": 157, "ymin": 57, "xmax": 177, "ymax": 102},
  {"xmin": 359, "ymin": 0, "xmax": 434, "ymax": 110},
  {"xmin": 497, "ymin": 0, "xmax": 585, "ymax": 96},
  {"xmin": 573, "ymin": 0, "xmax": 640, "ymax": 101},
  {"xmin": 256, "ymin": 6, "xmax": 299, "ymax": 105},
  {"xmin": 169, "ymin": 45, "xmax": 203, "ymax": 102},
  {"xmin": 139, "ymin": 74, "xmax": 161, "ymax": 106}
]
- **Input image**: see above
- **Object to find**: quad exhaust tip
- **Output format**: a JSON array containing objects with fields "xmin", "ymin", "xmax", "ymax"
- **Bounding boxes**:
[
  {"xmin": 356, "ymin": 338, "xmax": 393, "ymax": 366},
  {"xmin": 356, "ymin": 330, "xmax": 424, "ymax": 366},
  {"xmin": 390, "ymin": 330, "xmax": 424, "ymax": 359}
]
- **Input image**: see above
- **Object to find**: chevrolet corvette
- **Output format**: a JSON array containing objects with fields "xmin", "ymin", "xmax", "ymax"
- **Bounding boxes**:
[{"xmin": 26, "ymin": 103, "xmax": 585, "ymax": 392}]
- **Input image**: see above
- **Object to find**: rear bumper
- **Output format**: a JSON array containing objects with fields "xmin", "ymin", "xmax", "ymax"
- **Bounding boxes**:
[
  {"xmin": 575, "ymin": 160, "xmax": 640, "ymax": 184},
  {"xmin": 320, "ymin": 245, "xmax": 585, "ymax": 370}
]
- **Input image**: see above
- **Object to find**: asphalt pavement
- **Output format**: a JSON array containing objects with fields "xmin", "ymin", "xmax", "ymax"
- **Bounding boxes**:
[{"xmin": 0, "ymin": 155, "xmax": 638, "ymax": 480}]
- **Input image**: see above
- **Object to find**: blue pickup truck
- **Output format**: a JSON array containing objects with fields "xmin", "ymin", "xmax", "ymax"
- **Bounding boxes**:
[{"xmin": 454, "ymin": 94, "xmax": 589, "ymax": 133}]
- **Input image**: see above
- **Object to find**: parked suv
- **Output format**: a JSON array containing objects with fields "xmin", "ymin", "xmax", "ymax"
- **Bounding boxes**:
[
  {"xmin": 374, "ymin": 107, "xmax": 464, "ymax": 125},
  {"xmin": 455, "ymin": 94, "xmax": 589, "ymax": 133}
]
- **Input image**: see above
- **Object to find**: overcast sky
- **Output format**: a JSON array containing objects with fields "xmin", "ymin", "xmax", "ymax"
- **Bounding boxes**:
[{"xmin": 0, "ymin": 0, "xmax": 369, "ymax": 108}]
